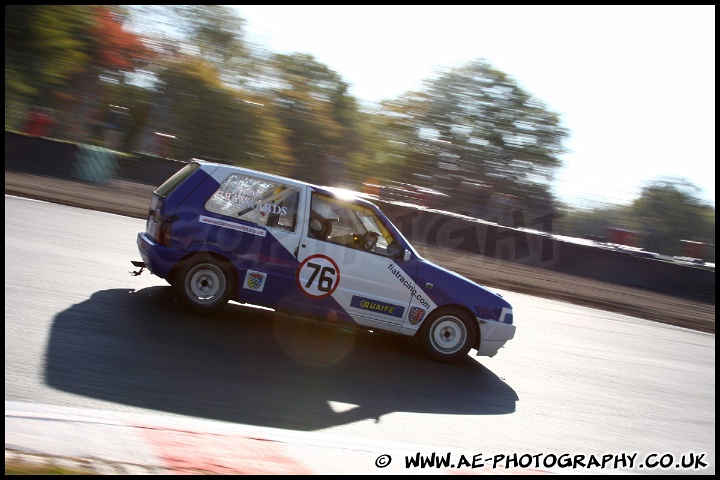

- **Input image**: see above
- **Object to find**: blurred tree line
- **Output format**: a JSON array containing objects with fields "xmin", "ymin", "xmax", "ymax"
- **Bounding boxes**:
[
  {"xmin": 5, "ymin": 5, "xmax": 714, "ymax": 262},
  {"xmin": 556, "ymin": 179, "xmax": 714, "ymax": 262}
]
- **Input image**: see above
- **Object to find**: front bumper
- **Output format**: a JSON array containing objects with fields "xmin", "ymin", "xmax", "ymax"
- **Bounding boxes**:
[{"xmin": 476, "ymin": 320, "xmax": 516, "ymax": 357}]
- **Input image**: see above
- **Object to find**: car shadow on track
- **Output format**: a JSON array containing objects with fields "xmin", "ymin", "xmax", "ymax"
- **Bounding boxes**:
[{"xmin": 44, "ymin": 286, "xmax": 518, "ymax": 431}]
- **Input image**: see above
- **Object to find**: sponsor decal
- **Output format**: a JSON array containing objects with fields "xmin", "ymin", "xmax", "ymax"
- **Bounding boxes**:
[
  {"xmin": 236, "ymin": 197, "xmax": 289, "ymax": 216},
  {"xmin": 244, "ymin": 269, "xmax": 267, "ymax": 292},
  {"xmin": 387, "ymin": 263, "xmax": 432, "ymax": 309},
  {"xmin": 350, "ymin": 295, "xmax": 405, "ymax": 318},
  {"xmin": 199, "ymin": 215, "xmax": 266, "ymax": 237},
  {"xmin": 214, "ymin": 180, "xmax": 293, "ymax": 216},
  {"xmin": 409, "ymin": 306, "xmax": 426, "ymax": 325}
]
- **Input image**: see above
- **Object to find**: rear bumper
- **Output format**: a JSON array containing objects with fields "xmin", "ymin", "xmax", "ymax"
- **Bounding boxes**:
[
  {"xmin": 137, "ymin": 232, "xmax": 184, "ymax": 279},
  {"xmin": 476, "ymin": 320, "xmax": 516, "ymax": 357}
]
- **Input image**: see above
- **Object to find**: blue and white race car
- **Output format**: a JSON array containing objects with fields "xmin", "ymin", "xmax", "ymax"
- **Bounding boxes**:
[{"xmin": 133, "ymin": 160, "xmax": 516, "ymax": 363}]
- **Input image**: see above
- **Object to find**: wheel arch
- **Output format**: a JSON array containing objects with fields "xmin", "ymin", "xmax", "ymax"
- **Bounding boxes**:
[
  {"xmin": 451, "ymin": 304, "xmax": 481, "ymax": 350},
  {"xmin": 425, "ymin": 303, "xmax": 479, "ymax": 339},
  {"xmin": 168, "ymin": 249, "xmax": 237, "ymax": 291},
  {"xmin": 419, "ymin": 303, "xmax": 481, "ymax": 358}
]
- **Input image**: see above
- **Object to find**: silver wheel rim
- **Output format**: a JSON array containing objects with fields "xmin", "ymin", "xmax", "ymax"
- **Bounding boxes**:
[
  {"xmin": 429, "ymin": 315, "xmax": 467, "ymax": 355},
  {"xmin": 186, "ymin": 264, "xmax": 225, "ymax": 305}
]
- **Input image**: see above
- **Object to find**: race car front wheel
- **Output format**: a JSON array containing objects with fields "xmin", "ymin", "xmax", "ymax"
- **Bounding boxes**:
[
  {"xmin": 420, "ymin": 307, "xmax": 475, "ymax": 363},
  {"xmin": 174, "ymin": 253, "xmax": 234, "ymax": 313}
]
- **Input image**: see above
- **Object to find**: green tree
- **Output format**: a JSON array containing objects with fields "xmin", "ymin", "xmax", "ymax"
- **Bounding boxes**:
[
  {"xmin": 264, "ymin": 53, "xmax": 361, "ymax": 185},
  {"xmin": 5, "ymin": 5, "xmax": 154, "ymax": 141},
  {"xmin": 628, "ymin": 178, "xmax": 715, "ymax": 259},
  {"xmin": 125, "ymin": 5, "xmax": 261, "ymax": 90},
  {"xmin": 123, "ymin": 5, "xmax": 301, "ymax": 167},
  {"xmin": 174, "ymin": 5, "xmax": 246, "ymax": 59},
  {"xmin": 376, "ymin": 59, "xmax": 569, "ymax": 217},
  {"xmin": 5, "ymin": 5, "xmax": 92, "ymax": 126},
  {"xmin": 136, "ymin": 57, "xmax": 294, "ymax": 172},
  {"xmin": 556, "ymin": 177, "xmax": 715, "ymax": 262}
]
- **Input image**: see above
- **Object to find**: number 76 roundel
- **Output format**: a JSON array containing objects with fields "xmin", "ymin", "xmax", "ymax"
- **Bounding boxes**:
[{"xmin": 297, "ymin": 254, "xmax": 340, "ymax": 298}]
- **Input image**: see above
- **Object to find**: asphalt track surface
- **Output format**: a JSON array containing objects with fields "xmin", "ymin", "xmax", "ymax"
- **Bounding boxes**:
[{"xmin": 5, "ymin": 171, "xmax": 715, "ymax": 334}]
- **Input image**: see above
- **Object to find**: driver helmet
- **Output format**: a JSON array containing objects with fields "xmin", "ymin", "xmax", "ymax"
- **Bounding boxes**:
[
  {"xmin": 362, "ymin": 231, "xmax": 379, "ymax": 251},
  {"xmin": 310, "ymin": 199, "xmax": 339, "ymax": 235}
]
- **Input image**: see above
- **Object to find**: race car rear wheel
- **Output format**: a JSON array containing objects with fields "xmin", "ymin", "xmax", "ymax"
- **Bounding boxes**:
[
  {"xmin": 174, "ymin": 253, "xmax": 234, "ymax": 313},
  {"xmin": 420, "ymin": 307, "xmax": 475, "ymax": 363}
]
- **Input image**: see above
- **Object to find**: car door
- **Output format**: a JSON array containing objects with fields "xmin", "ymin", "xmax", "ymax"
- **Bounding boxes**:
[{"xmin": 294, "ymin": 192, "xmax": 415, "ymax": 333}]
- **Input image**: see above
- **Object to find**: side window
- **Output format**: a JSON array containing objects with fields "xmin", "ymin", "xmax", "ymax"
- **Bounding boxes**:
[
  {"xmin": 309, "ymin": 194, "xmax": 398, "ymax": 256},
  {"xmin": 205, "ymin": 174, "xmax": 300, "ymax": 232}
]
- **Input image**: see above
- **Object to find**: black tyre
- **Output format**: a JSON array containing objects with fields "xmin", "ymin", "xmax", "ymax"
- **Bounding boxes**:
[
  {"xmin": 174, "ymin": 253, "xmax": 234, "ymax": 313},
  {"xmin": 420, "ymin": 307, "xmax": 476, "ymax": 363}
]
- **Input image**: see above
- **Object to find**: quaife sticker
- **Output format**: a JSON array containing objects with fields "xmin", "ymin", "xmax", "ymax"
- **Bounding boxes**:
[
  {"xmin": 244, "ymin": 270, "xmax": 267, "ymax": 292},
  {"xmin": 350, "ymin": 295, "xmax": 405, "ymax": 318}
]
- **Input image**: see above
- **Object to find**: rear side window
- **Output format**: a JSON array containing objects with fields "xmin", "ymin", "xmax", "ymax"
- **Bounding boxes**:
[
  {"xmin": 205, "ymin": 174, "xmax": 300, "ymax": 232},
  {"xmin": 155, "ymin": 162, "xmax": 201, "ymax": 197}
]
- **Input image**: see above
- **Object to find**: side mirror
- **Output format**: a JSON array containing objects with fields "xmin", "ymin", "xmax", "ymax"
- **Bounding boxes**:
[{"xmin": 387, "ymin": 241, "xmax": 412, "ymax": 262}]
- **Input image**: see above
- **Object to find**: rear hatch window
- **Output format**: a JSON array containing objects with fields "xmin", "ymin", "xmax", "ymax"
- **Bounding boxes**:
[
  {"xmin": 146, "ymin": 162, "xmax": 201, "ymax": 244},
  {"xmin": 154, "ymin": 162, "xmax": 201, "ymax": 198}
]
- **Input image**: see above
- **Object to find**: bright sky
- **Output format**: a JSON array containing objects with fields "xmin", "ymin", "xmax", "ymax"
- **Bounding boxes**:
[{"xmin": 232, "ymin": 5, "xmax": 715, "ymax": 209}]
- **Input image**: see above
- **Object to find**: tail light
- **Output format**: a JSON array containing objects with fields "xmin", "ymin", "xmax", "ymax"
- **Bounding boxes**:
[
  {"xmin": 146, "ymin": 208, "xmax": 175, "ymax": 247},
  {"xmin": 158, "ymin": 219, "xmax": 174, "ymax": 246}
]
